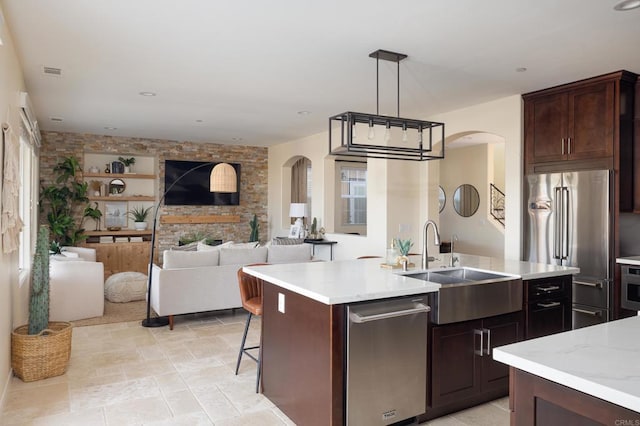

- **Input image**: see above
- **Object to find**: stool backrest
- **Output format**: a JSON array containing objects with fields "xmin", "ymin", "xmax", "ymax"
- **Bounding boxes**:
[{"xmin": 237, "ymin": 263, "xmax": 269, "ymax": 312}]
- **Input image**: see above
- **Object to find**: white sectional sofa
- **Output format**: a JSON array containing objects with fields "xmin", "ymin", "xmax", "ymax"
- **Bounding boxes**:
[{"xmin": 149, "ymin": 242, "xmax": 313, "ymax": 329}]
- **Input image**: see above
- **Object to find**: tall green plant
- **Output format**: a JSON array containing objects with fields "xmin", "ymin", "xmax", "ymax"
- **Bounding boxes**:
[
  {"xmin": 29, "ymin": 226, "xmax": 50, "ymax": 335},
  {"xmin": 249, "ymin": 214, "xmax": 259, "ymax": 242},
  {"xmin": 40, "ymin": 156, "xmax": 89, "ymax": 246}
]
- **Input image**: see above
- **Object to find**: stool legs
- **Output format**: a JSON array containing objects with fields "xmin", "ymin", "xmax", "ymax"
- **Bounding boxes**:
[{"xmin": 235, "ymin": 312, "xmax": 261, "ymax": 393}]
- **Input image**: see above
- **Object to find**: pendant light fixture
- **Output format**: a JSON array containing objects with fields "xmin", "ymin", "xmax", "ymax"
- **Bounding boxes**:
[{"xmin": 329, "ymin": 49, "xmax": 445, "ymax": 161}]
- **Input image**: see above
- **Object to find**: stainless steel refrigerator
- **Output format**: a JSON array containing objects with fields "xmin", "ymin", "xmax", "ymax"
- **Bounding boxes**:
[{"xmin": 523, "ymin": 169, "xmax": 613, "ymax": 329}]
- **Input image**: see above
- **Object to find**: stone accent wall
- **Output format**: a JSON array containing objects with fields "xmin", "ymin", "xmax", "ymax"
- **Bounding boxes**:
[{"xmin": 39, "ymin": 132, "xmax": 268, "ymax": 255}]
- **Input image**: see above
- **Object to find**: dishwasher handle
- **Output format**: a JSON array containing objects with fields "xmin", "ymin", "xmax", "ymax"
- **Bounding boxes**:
[{"xmin": 349, "ymin": 303, "xmax": 430, "ymax": 324}]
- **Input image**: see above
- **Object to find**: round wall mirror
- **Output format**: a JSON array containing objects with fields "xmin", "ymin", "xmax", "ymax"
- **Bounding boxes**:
[
  {"xmin": 453, "ymin": 184, "xmax": 480, "ymax": 217},
  {"xmin": 438, "ymin": 186, "xmax": 446, "ymax": 213},
  {"xmin": 109, "ymin": 178, "xmax": 126, "ymax": 195}
]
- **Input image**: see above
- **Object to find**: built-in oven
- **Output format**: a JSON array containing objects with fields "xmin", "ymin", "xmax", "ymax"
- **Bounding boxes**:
[{"xmin": 621, "ymin": 266, "xmax": 640, "ymax": 311}]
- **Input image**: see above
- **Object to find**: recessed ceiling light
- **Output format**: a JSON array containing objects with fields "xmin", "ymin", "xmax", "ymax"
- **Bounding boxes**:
[
  {"xmin": 297, "ymin": 110, "xmax": 311, "ymax": 116},
  {"xmin": 139, "ymin": 91, "xmax": 157, "ymax": 97},
  {"xmin": 515, "ymin": 67, "xmax": 528, "ymax": 73},
  {"xmin": 614, "ymin": 0, "xmax": 640, "ymax": 10},
  {"xmin": 195, "ymin": 119, "xmax": 203, "ymax": 123},
  {"xmin": 104, "ymin": 126, "xmax": 118, "ymax": 130},
  {"xmin": 231, "ymin": 137, "xmax": 243, "ymax": 142}
]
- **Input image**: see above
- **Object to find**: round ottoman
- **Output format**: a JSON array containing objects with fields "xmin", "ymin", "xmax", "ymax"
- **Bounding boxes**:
[{"xmin": 104, "ymin": 272, "xmax": 148, "ymax": 303}]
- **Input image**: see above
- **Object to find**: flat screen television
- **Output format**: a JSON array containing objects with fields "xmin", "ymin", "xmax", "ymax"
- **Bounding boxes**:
[{"xmin": 164, "ymin": 160, "xmax": 240, "ymax": 206}]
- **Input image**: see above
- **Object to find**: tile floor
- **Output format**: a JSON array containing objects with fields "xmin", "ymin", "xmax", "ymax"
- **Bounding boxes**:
[{"xmin": 1, "ymin": 311, "xmax": 509, "ymax": 425}]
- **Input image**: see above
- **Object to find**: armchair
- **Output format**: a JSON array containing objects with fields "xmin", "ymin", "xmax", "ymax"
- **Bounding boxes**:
[{"xmin": 49, "ymin": 247, "xmax": 105, "ymax": 321}]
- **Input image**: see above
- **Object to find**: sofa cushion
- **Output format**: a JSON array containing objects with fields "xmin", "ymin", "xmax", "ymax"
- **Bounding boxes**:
[
  {"xmin": 219, "ymin": 246, "xmax": 268, "ymax": 265},
  {"xmin": 104, "ymin": 272, "xmax": 148, "ymax": 303},
  {"xmin": 163, "ymin": 250, "xmax": 219, "ymax": 269},
  {"xmin": 267, "ymin": 244, "xmax": 312, "ymax": 264}
]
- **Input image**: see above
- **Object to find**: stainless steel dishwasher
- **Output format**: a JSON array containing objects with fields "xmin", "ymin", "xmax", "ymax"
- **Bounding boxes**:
[{"xmin": 346, "ymin": 295, "xmax": 430, "ymax": 426}]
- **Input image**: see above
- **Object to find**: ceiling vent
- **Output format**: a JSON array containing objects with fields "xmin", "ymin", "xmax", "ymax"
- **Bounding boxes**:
[
  {"xmin": 42, "ymin": 66, "xmax": 62, "ymax": 76},
  {"xmin": 50, "ymin": 117, "xmax": 64, "ymax": 122}
]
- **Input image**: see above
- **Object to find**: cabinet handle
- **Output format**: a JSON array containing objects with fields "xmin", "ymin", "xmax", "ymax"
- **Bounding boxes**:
[
  {"xmin": 484, "ymin": 328, "xmax": 491, "ymax": 356},
  {"xmin": 567, "ymin": 137, "xmax": 572, "ymax": 154},
  {"xmin": 537, "ymin": 301, "xmax": 561, "ymax": 308},
  {"xmin": 537, "ymin": 285, "xmax": 560, "ymax": 292},
  {"xmin": 474, "ymin": 329, "xmax": 484, "ymax": 356},
  {"xmin": 561, "ymin": 138, "xmax": 565, "ymax": 155},
  {"xmin": 574, "ymin": 280, "xmax": 603, "ymax": 289},
  {"xmin": 572, "ymin": 307, "xmax": 602, "ymax": 317}
]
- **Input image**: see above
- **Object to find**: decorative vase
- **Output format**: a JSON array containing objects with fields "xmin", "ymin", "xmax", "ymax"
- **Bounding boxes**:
[
  {"xmin": 134, "ymin": 221, "xmax": 147, "ymax": 230},
  {"xmin": 124, "ymin": 166, "xmax": 131, "ymax": 173}
]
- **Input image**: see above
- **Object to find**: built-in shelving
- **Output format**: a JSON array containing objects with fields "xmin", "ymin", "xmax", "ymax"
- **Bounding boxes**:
[{"xmin": 84, "ymin": 172, "xmax": 156, "ymax": 179}]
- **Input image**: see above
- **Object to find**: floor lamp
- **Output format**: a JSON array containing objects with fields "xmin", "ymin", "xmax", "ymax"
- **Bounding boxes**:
[{"xmin": 142, "ymin": 162, "xmax": 238, "ymax": 327}]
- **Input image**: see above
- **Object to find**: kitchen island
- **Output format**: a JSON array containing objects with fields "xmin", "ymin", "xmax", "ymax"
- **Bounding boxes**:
[
  {"xmin": 243, "ymin": 254, "xmax": 578, "ymax": 425},
  {"xmin": 493, "ymin": 316, "xmax": 640, "ymax": 424}
]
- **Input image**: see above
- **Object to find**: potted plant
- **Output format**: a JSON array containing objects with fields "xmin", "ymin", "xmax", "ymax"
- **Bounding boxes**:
[
  {"xmin": 127, "ymin": 205, "xmax": 152, "ymax": 230},
  {"xmin": 11, "ymin": 226, "xmax": 73, "ymax": 382},
  {"xmin": 83, "ymin": 202, "xmax": 103, "ymax": 231},
  {"xmin": 394, "ymin": 238, "xmax": 414, "ymax": 267},
  {"xmin": 118, "ymin": 156, "xmax": 135, "ymax": 173},
  {"xmin": 249, "ymin": 214, "xmax": 259, "ymax": 242},
  {"xmin": 40, "ymin": 156, "xmax": 90, "ymax": 247}
]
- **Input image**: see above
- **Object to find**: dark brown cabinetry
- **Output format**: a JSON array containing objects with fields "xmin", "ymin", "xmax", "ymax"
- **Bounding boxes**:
[
  {"xmin": 523, "ymin": 72, "xmax": 637, "ymax": 211},
  {"xmin": 524, "ymin": 275, "xmax": 572, "ymax": 339},
  {"xmin": 525, "ymin": 81, "xmax": 614, "ymax": 165},
  {"xmin": 423, "ymin": 311, "xmax": 524, "ymax": 420}
]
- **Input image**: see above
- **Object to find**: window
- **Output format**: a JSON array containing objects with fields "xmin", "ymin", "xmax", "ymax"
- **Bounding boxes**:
[
  {"xmin": 18, "ymin": 131, "xmax": 37, "ymax": 270},
  {"xmin": 335, "ymin": 161, "xmax": 367, "ymax": 234}
]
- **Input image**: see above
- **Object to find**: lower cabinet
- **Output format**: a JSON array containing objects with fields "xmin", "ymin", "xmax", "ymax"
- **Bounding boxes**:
[
  {"xmin": 84, "ymin": 241, "xmax": 151, "ymax": 278},
  {"xmin": 423, "ymin": 311, "xmax": 524, "ymax": 420},
  {"xmin": 524, "ymin": 275, "xmax": 572, "ymax": 339}
]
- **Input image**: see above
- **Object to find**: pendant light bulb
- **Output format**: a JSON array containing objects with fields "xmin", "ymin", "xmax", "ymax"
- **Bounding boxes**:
[
  {"xmin": 352, "ymin": 121, "xmax": 357, "ymax": 140},
  {"xmin": 367, "ymin": 119, "xmax": 375, "ymax": 140},
  {"xmin": 402, "ymin": 123, "xmax": 408, "ymax": 143},
  {"xmin": 418, "ymin": 127, "xmax": 423, "ymax": 144},
  {"xmin": 384, "ymin": 122, "xmax": 391, "ymax": 144}
]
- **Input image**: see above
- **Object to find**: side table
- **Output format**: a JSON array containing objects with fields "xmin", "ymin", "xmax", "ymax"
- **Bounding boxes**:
[{"xmin": 304, "ymin": 239, "xmax": 337, "ymax": 261}]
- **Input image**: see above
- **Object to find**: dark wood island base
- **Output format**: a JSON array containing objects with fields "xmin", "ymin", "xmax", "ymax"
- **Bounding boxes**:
[{"xmin": 508, "ymin": 368, "xmax": 639, "ymax": 425}]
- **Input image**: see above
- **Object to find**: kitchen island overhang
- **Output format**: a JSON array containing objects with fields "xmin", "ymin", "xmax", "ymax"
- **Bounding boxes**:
[{"xmin": 493, "ymin": 315, "xmax": 640, "ymax": 422}]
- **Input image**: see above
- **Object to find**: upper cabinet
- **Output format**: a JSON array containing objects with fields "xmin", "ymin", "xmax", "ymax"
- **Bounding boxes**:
[
  {"xmin": 523, "ymin": 70, "xmax": 638, "ymax": 211},
  {"xmin": 524, "ymin": 71, "xmax": 636, "ymax": 174}
]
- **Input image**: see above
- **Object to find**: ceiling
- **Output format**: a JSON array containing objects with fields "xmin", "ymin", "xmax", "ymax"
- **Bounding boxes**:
[{"xmin": 2, "ymin": 0, "xmax": 640, "ymax": 147}]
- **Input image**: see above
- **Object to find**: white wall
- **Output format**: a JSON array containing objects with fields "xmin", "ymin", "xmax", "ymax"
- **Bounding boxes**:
[
  {"xmin": 0, "ymin": 4, "xmax": 29, "ymax": 409},
  {"xmin": 268, "ymin": 95, "xmax": 522, "ymax": 261},
  {"xmin": 439, "ymin": 144, "xmax": 504, "ymax": 258},
  {"xmin": 430, "ymin": 95, "xmax": 522, "ymax": 260}
]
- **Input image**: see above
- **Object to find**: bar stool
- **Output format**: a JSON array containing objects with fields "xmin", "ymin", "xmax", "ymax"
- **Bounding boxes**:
[{"xmin": 235, "ymin": 264, "xmax": 267, "ymax": 393}]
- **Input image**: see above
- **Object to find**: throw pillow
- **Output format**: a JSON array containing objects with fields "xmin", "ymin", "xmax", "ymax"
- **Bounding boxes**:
[
  {"xmin": 104, "ymin": 272, "xmax": 148, "ymax": 303},
  {"xmin": 272, "ymin": 237, "xmax": 305, "ymax": 246},
  {"xmin": 163, "ymin": 250, "xmax": 220, "ymax": 268},
  {"xmin": 267, "ymin": 244, "xmax": 312, "ymax": 264},
  {"xmin": 197, "ymin": 240, "xmax": 234, "ymax": 251}
]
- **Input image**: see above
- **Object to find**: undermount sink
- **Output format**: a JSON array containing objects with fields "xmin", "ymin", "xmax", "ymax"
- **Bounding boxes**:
[{"xmin": 403, "ymin": 267, "xmax": 522, "ymax": 324}]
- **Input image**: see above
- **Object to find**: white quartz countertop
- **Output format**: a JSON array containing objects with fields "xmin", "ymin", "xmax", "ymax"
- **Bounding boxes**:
[
  {"xmin": 243, "ymin": 253, "xmax": 578, "ymax": 305},
  {"xmin": 493, "ymin": 316, "xmax": 640, "ymax": 412},
  {"xmin": 617, "ymin": 256, "xmax": 640, "ymax": 266}
]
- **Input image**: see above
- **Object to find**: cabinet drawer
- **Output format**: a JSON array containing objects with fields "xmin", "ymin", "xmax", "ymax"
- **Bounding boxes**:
[{"xmin": 526, "ymin": 276, "xmax": 571, "ymax": 302}]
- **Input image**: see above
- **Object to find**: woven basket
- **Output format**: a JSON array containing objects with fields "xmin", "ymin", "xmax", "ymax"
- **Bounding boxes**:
[{"xmin": 11, "ymin": 322, "xmax": 73, "ymax": 382}]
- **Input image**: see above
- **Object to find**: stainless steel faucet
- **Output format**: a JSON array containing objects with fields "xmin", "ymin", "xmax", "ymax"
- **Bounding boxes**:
[{"xmin": 421, "ymin": 220, "xmax": 441, "ymax": 269}]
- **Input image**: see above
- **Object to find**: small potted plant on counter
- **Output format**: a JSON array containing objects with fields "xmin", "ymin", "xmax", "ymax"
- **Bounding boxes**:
[{"xmin": 127, "ymin": 205, "xmax": 152, "ymax": 230}]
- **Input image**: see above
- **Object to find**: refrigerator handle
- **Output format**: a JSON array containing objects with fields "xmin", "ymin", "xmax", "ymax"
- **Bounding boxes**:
[
  {"xmin": 553, "ymin": 187, "xmax": 562, "ymax": 260},
  {"xmin": 562, "ymin": 187, "xmax": 569, "ymax": 260}
]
